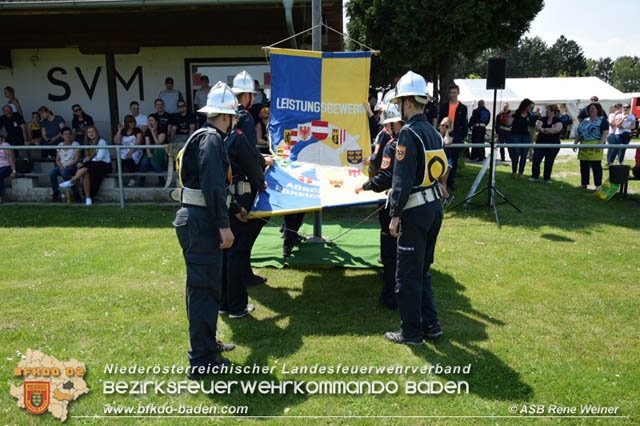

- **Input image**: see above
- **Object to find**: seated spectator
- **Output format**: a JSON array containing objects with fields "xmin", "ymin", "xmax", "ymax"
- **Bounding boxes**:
[
  {"xmin": 150, "ymin": 99, "xmax": 171, "ymax": 135},
  {"xmin": 71, "ymin": 104, "xmax": 94, "ymax": 144},
  {"xmin": 114, "ymin": 115, "xmax": 143, "ymax": 187},
  {"xmin": 0, "ymin": 105, "xmax": 27, "ymax": 158},
  {"xmin": 158, "ymin": 77, "xmax": 183, "ymax": 115},
  {"xmin": 139, "ymin": 114, "xmax": 167, "ymax": 187},
  {"xmin": 129, "ymin": 101, "xmax": 148, "ymax": 133},
  {"xmin": 59, "ymin": 126, "xmax": 112, "ymax": 206},
  {"xmin": 39, "ymin": 106, "xmax": 66, "ymax": 160},
  {"xmin": 0, "ymin": 134, "xmax": 16, "ymax": 203},
  {"xmin": 170, "ymin": 100, "xmax": 196, "ymax": 143},
  {"xmin": 255, "ymin": 105, "xmax": 270, "ymax": 154},
  {"xmin": 530, "ymin": 104, "xmax": 563, "ymax": 183},
  {"xmin": 50, "ymin": 127, "xmax": 80, "ymax": 202},
  {"xmin": 4, "ymin": 86, "xmax": 23, "ymax": 116},
  {"xmin": 28, "ymin": 112, "xmax": 43, "ymax": 146}
]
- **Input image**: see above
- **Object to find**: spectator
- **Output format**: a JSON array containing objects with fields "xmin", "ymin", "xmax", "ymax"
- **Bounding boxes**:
[
  {"xmin": 193, "ymin": 75, "xmax": 210, "ymax": 127},
  {"xmin": 527, "ymin": 106, "xmax": 541, "ymax": 160},
  {"xmin": 438, "ymin": 84, "xmax": 468, "ymax": 190},
  {"xmin": 150, "ymin": 99, "xmax": 171, "ymax": 135},
  {"xmin": 495, "ymin": 103, "xmax": 511, "ymax": 162},
  {"xmin": 254, "ymin": 79, "xmax": 266, "ymax": 106},
  {"xmin": 577, "ymin": 96, "xmax": 600, "ymax": 123},
  {"xmin": 468, "ymin": 100, "xmax": 490, "ymax": 161},
  {"xmin": 59, "ymin": 126, "xmax": 112, "ymax": 206},
  {"xmin": 424, "ymin": 99, "xmax": 438, "ymax": 128},
  {"xmin": 170, "ymin": 100, "xmax": 196, "ymax": 143},
  {"xmin": 633, "ymin": 146, "xmax": 640, "ymax": 179},
  {"xmin": 4, "ymin": 86, "xmax": 23, "ymax": 116},
  {"xmin": 574, "ymin": 102, "xmax": 609, "ymax": 191},
  {"xmin": 530, "ymin": 104, "xmax": 563, "ymax": 183},
  {"xmin": 437, "ymin": 117, "xmax": 453, "ymax": 205},
  {"xmin": 28, "ymin": 112, "xmax": 43, "ymax": 146},
  {"xmin": 0, "ymin": 134, "xmax": 16, "ymax": 203},
  {"xmin": 71, "ymin": 104, "xmax": 94, "ymax": 144},
  {"xmin": 113, "ymin": 115, "xmax": 143, "ymax": 187},
  {"xmin": 139, "ymin": 114, "xmax": 167, "ymax": 187},
  {"xmin": 559, "ymin": 108, "xmax": 571, "ymax": 139},
  {"xmin": 606, "ymin": 103, "xmax": 636, "ymax": 166},
  {"xmin": 39, "ymin": 106, "xmax": 66, "ymax": 159},
  {"xmin": 255, "ymin": 105, "xmax": 270, "ymax": 154},
  {"xmin": 50, "ymin": 127, "xmax": 80, "ymax": 202},
  {"xmin": 158, "ymin": 77, "xmax": 183, "ymax": 114},
  {"xmin": 0, "ymin": 104, "xmax": 27, "ymax": 147},
  {"xmin": 129, "ymin": 101, "xmax": 149, "ymax": 133},
  {"xmin": 506, "ymin": 98, "xmax": 535, "ymax": 178}
]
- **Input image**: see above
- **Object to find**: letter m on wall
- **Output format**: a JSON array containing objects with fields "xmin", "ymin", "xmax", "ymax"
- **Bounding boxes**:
[{"xmin": 116, "ymin": 66, "xmax": 144, "ymax": 100}]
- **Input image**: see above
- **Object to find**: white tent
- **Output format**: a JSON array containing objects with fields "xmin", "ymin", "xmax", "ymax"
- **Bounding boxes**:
[{"xmin": 429, "ymin": 77, "xmax": 628, "ymax": 137}]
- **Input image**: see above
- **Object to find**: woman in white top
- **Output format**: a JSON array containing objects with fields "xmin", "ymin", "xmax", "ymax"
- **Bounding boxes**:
[
  {"xmin": 59, "ymin": 126, "xmax": 113, "ymax": 205},
  {"xmin": 114, "ymin": 114, "xmax": 143, "ymax": 186}
]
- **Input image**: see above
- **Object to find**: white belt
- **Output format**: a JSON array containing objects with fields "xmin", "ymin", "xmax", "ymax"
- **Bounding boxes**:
[
  {"xmin": 474, "ymin": 123, "xmax": 487, "ymax": 127},
  {"xmin": 181, "ymin": 187, "xmax": 207, "ymax": 207},
  {"xmin": 229, "ymin": 181, "xmax": 252, "ymax": 195},
  {"xmin": 404, "ymin": 186, "xmax": 442, "ymax": 210}
]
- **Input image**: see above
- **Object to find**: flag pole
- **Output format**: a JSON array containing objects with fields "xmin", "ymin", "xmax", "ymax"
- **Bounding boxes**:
[{"xmin": 310, "ymin": 0, "xmax": 325, "ymax": 242}]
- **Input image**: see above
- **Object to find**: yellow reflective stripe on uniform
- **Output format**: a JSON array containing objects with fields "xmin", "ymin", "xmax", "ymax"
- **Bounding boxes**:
[
  {"xmin": 406, "ymin": 127, "xmax": 448, "ymax": 187},
  {"xmin": 176, "ymin": 128, "xmax": 210, "ymax": 188}
]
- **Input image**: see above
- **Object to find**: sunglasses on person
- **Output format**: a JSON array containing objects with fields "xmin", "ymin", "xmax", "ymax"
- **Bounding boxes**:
[
  {"xmin": 73, "ymin": 108, "xmax": 81, "ymax": 113},
  {"xmin": 178, "ymin": 104, "xmax": 186, "ymax": 108},
  {"xmin": 623, "ymin": 105, "xmax": 630, "ymax": 109},
  {"xmin": 440, "ymin": 124, "xmax": 449, "ymax": 129}
]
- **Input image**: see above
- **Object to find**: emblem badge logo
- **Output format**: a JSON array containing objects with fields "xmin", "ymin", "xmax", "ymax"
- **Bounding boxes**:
[{"xmin": 24, "ymin": 382, "xmax": 50, "ymax": 415}]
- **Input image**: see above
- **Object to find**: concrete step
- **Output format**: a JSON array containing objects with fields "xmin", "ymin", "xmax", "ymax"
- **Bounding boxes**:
[{"xmin": 4, "ymin": 186, "xmax": 172, "ymax": 203}]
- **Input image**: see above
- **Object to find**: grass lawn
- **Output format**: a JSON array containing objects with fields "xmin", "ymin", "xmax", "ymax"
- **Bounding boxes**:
[{"xmin": 0, "ymin": 154, "xmax": 638, "ymax": 425}]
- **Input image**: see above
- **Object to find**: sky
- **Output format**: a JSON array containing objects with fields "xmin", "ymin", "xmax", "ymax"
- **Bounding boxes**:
[
  {"xmin": 343, "ymin": 0, "xmax": 640, "ymax": 60},
  {"xmin": 526, "ymin": 0, "xmax": 640, "ymax": 60}
]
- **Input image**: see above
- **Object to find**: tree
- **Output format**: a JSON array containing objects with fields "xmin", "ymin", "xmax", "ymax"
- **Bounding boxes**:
[
  {"xmin": 611, "ymin": 56, "xmax": 640, "ymax": 92},
  {"xmin": 346, "ymin": 0, "xmax": 543, "ymax": 101},
  {"xmin": 586, "ymin": 57, "xmax": 614, "ymax": 84},
  {"xmin": 547, "ymin": 35, "xmax": 587, "ymax": 77}
]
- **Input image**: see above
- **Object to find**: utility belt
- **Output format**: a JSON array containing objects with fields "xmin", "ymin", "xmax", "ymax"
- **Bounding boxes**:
[
  {"xmin": 229, "ymin": 180, "xmax": 252, "ymax": 196},
  {"xmin": 474, "ymin": 123, "xmax": 487, "ymax": 128},
  {"xmin": 174, "ymin": 187, "xmax": 236, "ymax": 209},
  {"xmin": 499, "ymin": 126, "xmax": 511, "ymax": 132},
  {"xmin": 404, "ymin": 185, "xmax": 442, "ymax": 210}
]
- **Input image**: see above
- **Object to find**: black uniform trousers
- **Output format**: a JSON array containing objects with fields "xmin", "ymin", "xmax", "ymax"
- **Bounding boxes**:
[
  {"xmin": 471, "ymin": 127, "xmax": 486, "ymax": 160},
  {"xmin": 174, "ymin": 206, "xmax": 222, "ymax": 368},
  {"xmin": 378, "ymin": 205, "xmax": 397, "ymax": 308},
  {"xmin": 244, "ymin": 217, "xmax": 269, "ymax": 280},
  {"xmin": 283, "ymin": 213, "xmax": 305, "ymax": 247},
  {"xmin": 395, "ymin": 200, "xmax": 443, "ymax": 340}
]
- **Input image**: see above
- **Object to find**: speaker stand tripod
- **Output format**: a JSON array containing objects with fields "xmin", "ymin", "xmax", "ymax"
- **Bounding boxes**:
[{"xmin": 447, "ymin": 89, "xmax": 521, "ymax": 228}]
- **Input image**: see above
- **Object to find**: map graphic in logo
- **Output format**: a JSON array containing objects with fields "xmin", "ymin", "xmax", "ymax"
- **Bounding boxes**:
[{"xmin": 10, "ymin": 349, "xmax": 89, "ymax": 422}]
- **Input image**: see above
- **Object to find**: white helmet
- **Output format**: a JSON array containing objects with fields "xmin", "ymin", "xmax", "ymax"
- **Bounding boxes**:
[
  {"xmin": 382, "ymin": 89, "xmax": 395, "ymax": 105},
  {"xmin": 381, "ymin": 102, "xmax": 402, "ymax": 124},
  {"xmin": 197, "ymin": 81, "xmax": 238, "ymax": 115},
  {"xmin": 391, "ymin": 71, "xmax": 430, "ymax": 104},
  {"xmin": 231, "ymin": 70, "xmax": 257, "ymax": 94}
]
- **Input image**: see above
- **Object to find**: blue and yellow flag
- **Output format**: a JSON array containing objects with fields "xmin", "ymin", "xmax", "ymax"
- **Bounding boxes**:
[{"xmin": 252, "ymin": 48, "xmax": 385, "ymax": 217}]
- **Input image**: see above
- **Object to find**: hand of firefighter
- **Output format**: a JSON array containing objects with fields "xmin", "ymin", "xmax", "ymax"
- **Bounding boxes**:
[{"xmin": 219, "ymin": 227, "xmax": 235, "ymax": 248}]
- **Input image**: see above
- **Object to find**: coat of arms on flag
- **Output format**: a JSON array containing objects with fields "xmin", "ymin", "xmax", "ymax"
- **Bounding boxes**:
[
  {"xmin": 332, "ymin": 128, "xmax": 346, "ymax": 145},
  {"xmin": 347, "ymin": 149, "xmax": 363, "ymax": 164},
  {"xmin": 298, "ymin": 124, "xmax": 312, "ymax": 141},
  {"xmin": 284, "ymin": 129, "xmax": 298, "ymax": 146},
  {"xmin": 311, "ymin": 120, "xmax": 329, "ymax": 140}
]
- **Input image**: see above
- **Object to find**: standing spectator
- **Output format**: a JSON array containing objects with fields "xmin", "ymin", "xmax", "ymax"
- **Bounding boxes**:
[
  {"xmin": 438, "ymin": 117, "xmax": 454, "ymax": 206},
  {"xmin": 28, "ymin": 112, "xmax": 43, "ymax": 146},
  {"xmin": 559, "ymin": 108, "xmax": 571, "ymax": 139},
  {"xmin": 49, "ymin": 127, "xmax": 80, "ymax": 202},
  {"xmin": 193, "ymin": 75, "xmax": 210, "ymax": 127},
  {"xmin": 139, "ymin": 114, "xmax": 167, "ymax": 187},
  {"xmin": 574, "ymin": 102, "xmax": 609, "ymax": 191},
  {"xmin": 495, "ymin": 103, "xmax": 511, "ymax": 162},
  {"xmin": 59, "ymin": 126, "xmax": 112, "ymax": 205},
  {"xmin": 71, "ymin": 104, "xmax": 94, "ymax": 144},
  {"xmin": 255, "ymin": 105, "xmax": 270, "ymax": 154},
  {"xmin": 468, "ymin": 100, "xmax": 490, "ymax": 161},
  {"xmin": 527, "ymin": 106, "xmax": 541, "ymax": 160},
  {"xmin": 150, "ymin": 99, "xmax": 171, "ymax": 135},
  {"xmin": 129, "ymin": 101, "xmax": 149, "ymax": 133},
  {"xmin": 633, "ymin": 145, "xmax": 640, "ymax": 179},
  {"xmin": 506, "ymin": 98, "xmax": 535, "ymax": 178},
  {"xmin": 0, "ymin": 134, "xmax": 16, "ymax": 203},
  {"xmin": 113, "ymin": 115, "xmax": 143, "ymax": 187},
  {"xmin": 530, "ymin": 104, "xmax": 563, "ymax": 183},
  {"xmin": 4, "ymin": 86, "xmax": 23, "ymax": 116},
  {"xmin": 607, "ymin": 103, "xmax": 636, "ymax": 166},
  {"xmin": 606, "ymin": 104, "xmax": 622, "ymax": 167},
  {"xmin": 158, "ymin": 77, "xmax": 183, "ymax": 114},
  {"xmin": 0, "ymin": 104, "xmax": 27, "ymax": 147},
  {"xmin": 438, "ymin": 84, "xmax": 468, "ymax": 190},
  {"xmin": 39, "ymin": 106, "xmax": 66, "ymax": 159},
  {"xmin": 170, "ymin": 100, "xmax": 196, "ymax": 143},
  {"xmin": 577, "ymin": 96, "xmax": 600, "ymax": 123},
  {"xmin": 253, "ymin": 79, "xmax": 266, "ymax": 106}
]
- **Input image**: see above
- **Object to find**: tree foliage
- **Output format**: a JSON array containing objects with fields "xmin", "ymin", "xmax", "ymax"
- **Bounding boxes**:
[{"xmin": 611, "ymin": 56, "xmax": 640, "ymax": 92}]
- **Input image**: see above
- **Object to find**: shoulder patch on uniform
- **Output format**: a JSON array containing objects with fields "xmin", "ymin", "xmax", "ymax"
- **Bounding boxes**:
[
  {"xmin": 395, "ymin": 146, "xmax": 406, "ymax": 161},
  {"xmin": 235, "ymin": 129, "xmax": 244, "ymax": 135},
  {"xmin": 381, "ymin": 156, "xmax": 391, "ymax": 169}
]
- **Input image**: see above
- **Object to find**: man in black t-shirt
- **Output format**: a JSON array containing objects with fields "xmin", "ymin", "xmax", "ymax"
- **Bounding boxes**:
[
  {"xmin": 171, "ymin": 100, "xmax": 197, "ymax": 143},
  {"xmin": 1, "ymin": 105, "xmax": 27, "ymax": 146},
  {"xmin": 151, "ymin": 98, "xmax": 171, "ymax": 134}
]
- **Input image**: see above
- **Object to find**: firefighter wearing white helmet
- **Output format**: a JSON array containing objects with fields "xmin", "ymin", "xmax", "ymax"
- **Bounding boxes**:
[
  {"xmin": 356, "ymin": 99, "xmax": 405, "ymax": 310},
  {"xmin": 173, "ymin": 81, "xmax": 243, "ymax": 378},
  {"xmin": 384, "ymin": 70, "xmax": 448, "ymax": 345}
]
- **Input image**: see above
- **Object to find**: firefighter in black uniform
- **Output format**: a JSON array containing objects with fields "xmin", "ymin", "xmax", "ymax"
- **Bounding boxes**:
[
  {"xmin": 173, "ymin": 81, "xmax": 240, "ymax": 379},
  {"xmin": 231, "ymin": 70, "xmax": 274, "ymax": 285},
  {"xmin": 385, "ymin": 71, "xmax": 448, "ymax": 345},
  {"xmin": 356, "ymin": 101, "xmax": 403, "ymax": 310}
]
